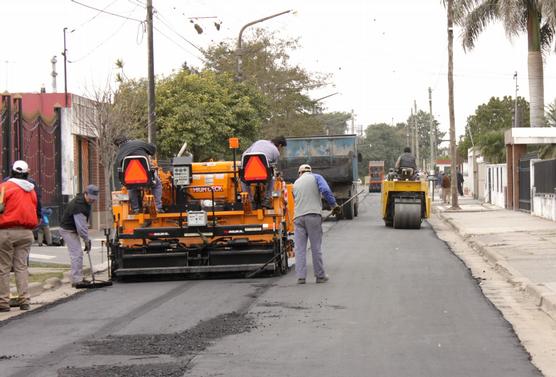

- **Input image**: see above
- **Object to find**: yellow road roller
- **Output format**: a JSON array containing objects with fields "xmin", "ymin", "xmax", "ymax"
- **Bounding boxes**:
[{"xmin": 381, "ymin": 168, "xmax": 430, "ymax": 229}]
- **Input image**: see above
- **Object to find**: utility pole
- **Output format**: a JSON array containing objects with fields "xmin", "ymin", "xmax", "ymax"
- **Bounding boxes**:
[
  {"xmin": 413, "ymin": 100, "xmax": 421, "ymax": 166},
  {"xmin": 409, "ymin": 108, "xmax": 413, "ymax": 148},
  {"xmin": 351, "ymin": 109, "xmax": 355, "ymax": 134},
  {"xmin": 146, "ymin": 0, "xmax": 156, "ymax": 145},
  {"xmin": 63, "ymin": 27, "xmax": 69, "ymax": 106},
  {"xmin": 447, "ymin": 0, "xmax": 459, "ymax": 209},
  {"xmin": 51, "ymin": 56, "xmax": 58, "ymax": 93},
  {"xmin": 429, "ymin": 87, "xmax": 435, "ymax": 173}
]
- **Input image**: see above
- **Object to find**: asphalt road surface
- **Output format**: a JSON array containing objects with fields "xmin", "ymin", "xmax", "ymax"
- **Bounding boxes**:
[{"xmin": 0, "ymin": 194, "xmax": 542, "ymax": 377}]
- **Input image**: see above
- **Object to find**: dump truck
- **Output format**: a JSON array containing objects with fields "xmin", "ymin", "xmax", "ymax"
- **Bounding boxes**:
[
  {"xmin": 368, "ymin": 161, "xmax": 384, "ymax": 192},
  {"xmin": 108, "ymin": 138, "xmax": 294, "ymax": 279},
  {"xmin": 278, "ymin": 134, "xmax": 361, "ymax": 220}
]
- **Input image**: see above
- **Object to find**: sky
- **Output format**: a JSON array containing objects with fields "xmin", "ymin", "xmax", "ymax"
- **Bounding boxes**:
[{"xmin": 2, "ymin": 0, "xmax": 556, "ymax": 143}]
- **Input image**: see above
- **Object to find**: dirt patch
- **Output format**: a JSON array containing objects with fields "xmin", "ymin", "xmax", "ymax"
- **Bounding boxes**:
[
  {"xmin": 84, "ymin": 311, "xmax": 255, "ymax": 357},
  {"xmin": 0, "ymin": 354, "xmax": 18, "ymax": 360},
  {"xmin": 58, "ymin": 363, "xmax": 187, "ymax": 377}
]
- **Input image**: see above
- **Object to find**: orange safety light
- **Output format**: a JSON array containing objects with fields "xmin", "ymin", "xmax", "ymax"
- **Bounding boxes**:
[
  {"xmin": 124, "ymin": 159, "xmax": 149, "ymax": 184},
  {"xmin": 229, "ymin": 137, "xmax": 239, "ymax": 149},
  {"xmin": 243, "ymin": 155, "xmax": 268, "ymax": 181}
]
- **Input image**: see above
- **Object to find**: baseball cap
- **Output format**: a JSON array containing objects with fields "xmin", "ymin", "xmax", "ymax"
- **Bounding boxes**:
[
  {"xmin": 86, "ymin": 184, "xmax": 99, "ymax": 201},
  {"xmin": 298, "ymin": 164, "xmax": 312, "ymax": 173},
  {"xmin": 12, "ymin": 160, "xmax": 29, "ymax": 174}
]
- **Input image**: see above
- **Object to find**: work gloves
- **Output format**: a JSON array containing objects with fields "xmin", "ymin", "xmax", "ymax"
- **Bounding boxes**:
[
  {"xmin": 84, "ymin": 239, "xmax": 92, "ymax": 253},
  {"xmin": 331, "ymin": 204, "xmax": 342, "ymax": 216}
]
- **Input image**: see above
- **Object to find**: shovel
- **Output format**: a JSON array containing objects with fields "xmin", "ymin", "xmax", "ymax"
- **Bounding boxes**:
[
  {"xmin": 322, "ymin": 189, "xmax": 365, "ymax": 221},
  {"xmin": 74, "ymin": 243, "xmax": 113, "ymax": 289}
]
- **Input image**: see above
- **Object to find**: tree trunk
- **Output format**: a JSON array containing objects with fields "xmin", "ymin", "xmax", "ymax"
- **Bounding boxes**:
[
  {"xmin": 528, "ymin": 51, "xmax": 544, "ymax": 127},
  {"xmin": 527, "ymin": 6, "xmax": 544, "ymax": 128},
  {"xmin": 448, "ymin": 0, "xmax": 459, "ymax": 208}
]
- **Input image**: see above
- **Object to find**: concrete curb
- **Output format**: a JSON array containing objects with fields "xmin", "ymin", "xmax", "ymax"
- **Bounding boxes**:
[
  {"xmin": 11, "ymin": 262, "xmax": 111, "ymax": 301},
  {"xmin": 433, "ymin": 208, "xmax": 556, "ymax": 321}
]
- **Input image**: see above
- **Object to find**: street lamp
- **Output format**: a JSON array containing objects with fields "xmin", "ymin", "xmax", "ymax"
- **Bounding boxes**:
[
  {"xmin": 312, "ymin": 92, "xmax": 339, "ymax": 115},
  {"xmin": 236, "ymin": 10, "xmax": 293, "ymax": 82}
]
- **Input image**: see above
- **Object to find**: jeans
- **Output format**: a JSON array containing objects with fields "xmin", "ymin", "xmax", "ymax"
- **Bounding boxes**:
[
  {"xmin": 129, "ymin": 172, "xmax": 163, "ymax": 211},
  {"xmin": 294, "ymin": 214, "xmax": 325, "ymax": 279}
]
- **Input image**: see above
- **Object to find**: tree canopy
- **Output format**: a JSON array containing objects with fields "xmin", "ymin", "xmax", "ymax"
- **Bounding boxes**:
[
  {"xmin": 454, "ymin": 0, "xmax": 555, "ymax": 128},
  {"xmin": 155, "ymin": 70, "xmax": 268, "ymax": 160},
  {"xmin": 358, "ymin": 123, "xmax": 407, "ymax": 175},
  {"xmin": 458, "ymin": 96, "xmax": 530, "ymax": 163},
  {"xmin": 203, "ymin": 29, "xmax": 328, "ymax": 138}
]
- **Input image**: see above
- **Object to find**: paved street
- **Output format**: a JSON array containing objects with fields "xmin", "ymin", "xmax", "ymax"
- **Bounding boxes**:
[{"xmin": 0, "ymin": 194, "xmax": 542, "ymax": 377}]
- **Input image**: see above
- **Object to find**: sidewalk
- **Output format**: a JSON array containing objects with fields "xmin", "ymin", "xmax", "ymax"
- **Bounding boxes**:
[
  {"xmin": 1, "ymin": 229, "xmax": 110, "ymax": 321},
  {"xmin": 432, "ymin": 194, "xmax": 556, "ymax": 320}
]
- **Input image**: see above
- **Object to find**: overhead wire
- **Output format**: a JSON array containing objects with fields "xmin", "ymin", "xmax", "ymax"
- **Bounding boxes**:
[
  {"xmin": 153, "ymin": 10, "xmax": 205, "ymax": 55},
  {"xmin": 70, "ymin": 0, "xmax": 143, "ymax": 22},
  {"xmin": 153, "ymin": 25, "xmax": 207, "ymax": 63},
  {"xmin": 69, "ymin": 4, "xmax": 142, "ymax": 63},
  {"xmin": 72, "ymin": 0, "xmax": 121, "ymax": 31}
]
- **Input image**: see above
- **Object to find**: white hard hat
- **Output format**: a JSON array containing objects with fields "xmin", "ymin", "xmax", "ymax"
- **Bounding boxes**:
[
  {"xmin": 298, "ymin": 164, "xmax": 312, "ymax": 173},
  {"xmin": 12, "ymin": 160, "xmax": 29, "ymax": 174}
]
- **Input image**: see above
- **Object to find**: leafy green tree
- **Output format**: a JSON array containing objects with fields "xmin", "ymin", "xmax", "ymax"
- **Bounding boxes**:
[
  {"xmin": 455, "ymin": 0, "xmax": 555, "ymax": 128},
  {"xmin": 155, "ymin": 70, "xmax": 268, "ymax": 161},
  {"xmin": 358, "ymin": 123, "xmax": 407, "ymax": 176},
  {"xmin": 538, "ymin": 98, "xmax": 556, "ymax": 158},
  {"xmin": 203, "ymin": 29, "xmax": 327, "ymax": 138},
  {"xmin": 458, "ymin": 96, "xmax": 530, "ymax": 163},
  {"xmin": 405, "ymin": 110, "xmax": 445, "ymax": 167},
  {"xmin": 547, "ymin": 98, "xmax": 556, "ymax": 127},
  {"xmin": 315, "ymin": 112, "xmax": 351, "ymax": 135}
]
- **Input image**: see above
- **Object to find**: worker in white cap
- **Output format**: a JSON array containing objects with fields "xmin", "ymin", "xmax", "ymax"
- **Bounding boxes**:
[
  {"xmin": 0, "ymin": 160, "xmax": 39, "ymax": 312},
  {"xmin": 293, "ymin": 164, "xmax": 340, "ymax": 284}
]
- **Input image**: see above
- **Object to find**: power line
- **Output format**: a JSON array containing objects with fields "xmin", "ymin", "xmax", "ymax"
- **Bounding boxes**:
[
  {"xmin": 70, "ymin": 20, "xmax": 133, "ymax": 63},
  {"xmin": 154, "ymin": 11, "xmax": 204, "ymax": 54},
  {"xmin": 70, "ymin": 4, "xmax": 141, "ymax": 63},
  {"xmin": 72, "ymin": 0, "xmax": 121, "ymax": 31},
  {"xmin": 153, "ymin": 26, "xmax": 206, "ymax": 63},
  {"xmin": 71, "ymin": 0, "xmax": 143, "ymax": 22}
]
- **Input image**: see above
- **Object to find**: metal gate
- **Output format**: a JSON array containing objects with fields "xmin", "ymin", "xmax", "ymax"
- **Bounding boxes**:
[
  {"xmin": 0, "ymin": 94, "xmax": 63, "ymax": 225},
  {"xmin": 518, "ymin": 154, "xmax": 537, "ymax": 212}
]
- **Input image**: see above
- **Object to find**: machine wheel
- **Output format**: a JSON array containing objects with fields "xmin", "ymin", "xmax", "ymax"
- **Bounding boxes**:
[
  {"xmin": 275, "ymin": 224, "xmax": 289, "ymax": 275},
  {"xmin": 393, "ymin": 202, "xmax": 421, "ymax": 229},
  {"xmin": 354, "ymin": 201, "xmax": 359, "ymax": 217},
  {"xmin": 343, "ymin": 199, "xmax": 354, "ymax": 220}
]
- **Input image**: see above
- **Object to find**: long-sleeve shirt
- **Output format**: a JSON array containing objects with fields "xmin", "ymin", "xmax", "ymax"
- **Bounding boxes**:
[
  {"xmin": 243, "ymin": 140, "xmax": 280, "ymax": 165},
  {"xmin": 60, "ymin": 193, "xmax": 91, "ymax": 242},
  {"xmin": 293, "ymin": 172, "xmax": 336, "ymax": 219}
]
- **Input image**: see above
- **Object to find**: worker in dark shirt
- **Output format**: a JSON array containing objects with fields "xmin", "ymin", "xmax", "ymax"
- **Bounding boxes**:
[
  {"xmin": 114, "ymin": 136, "xmax": 163, "ymax": 213},
  {"xmin": 59, "ymin": 185, "xmax": 98, "ymax": 287},
  {"xmin": 395, "ymin": 147, "xmax": 417, "ymax": 171}
]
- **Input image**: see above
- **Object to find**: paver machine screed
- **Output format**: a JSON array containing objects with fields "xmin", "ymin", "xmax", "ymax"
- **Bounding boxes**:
[{"xmin": 108, "ymin": 138, "xmax": 294, "ymax": 279}]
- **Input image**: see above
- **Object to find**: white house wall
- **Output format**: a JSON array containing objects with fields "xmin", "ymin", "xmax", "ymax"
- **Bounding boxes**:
[
  {"xmin": 61, "ymin": 108, "xmax": 75, "ymax": 196},
  {"xmin": 485, "ymin": 164, "xmax": 507, "ymax": 208}
]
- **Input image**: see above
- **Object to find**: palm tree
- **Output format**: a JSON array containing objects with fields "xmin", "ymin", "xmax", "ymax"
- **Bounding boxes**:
[{"xmin": 456, "ymin": 0, "xmax": 555, "ymax": 128}]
